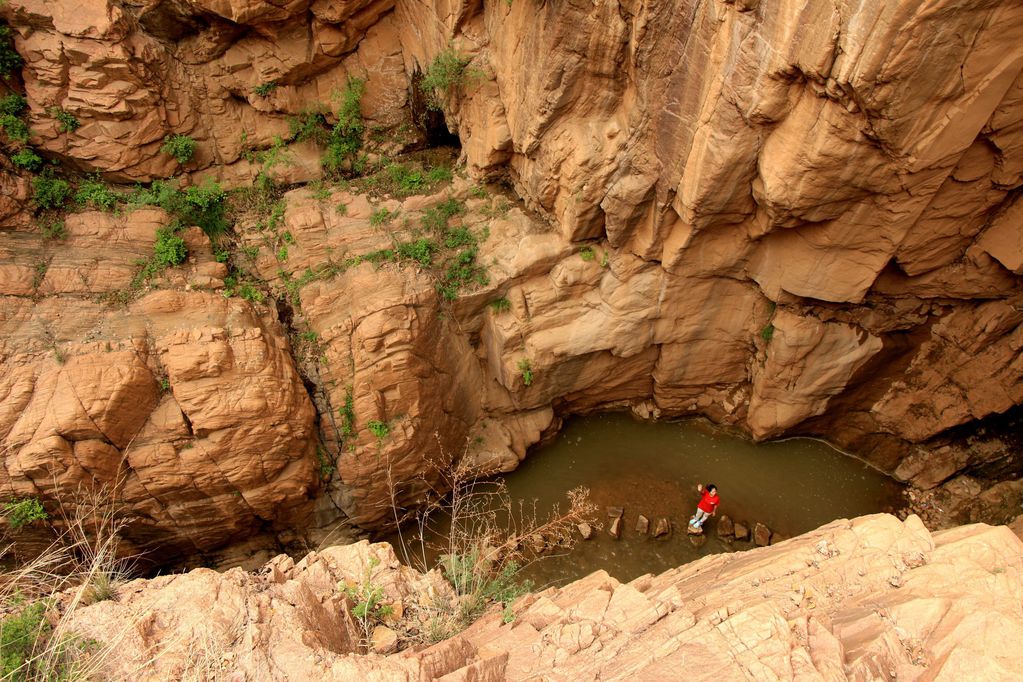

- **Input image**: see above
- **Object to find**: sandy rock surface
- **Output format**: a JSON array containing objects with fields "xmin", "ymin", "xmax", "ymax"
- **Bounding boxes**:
[{"xmin": 62, "ymin": 515, "xmax": 1023, "ymax": 680}]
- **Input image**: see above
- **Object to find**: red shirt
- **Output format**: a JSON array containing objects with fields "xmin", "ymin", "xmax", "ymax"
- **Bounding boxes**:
[{"xmin": 697, "ymin": 490, "xmax": 719, "ymax": 514}]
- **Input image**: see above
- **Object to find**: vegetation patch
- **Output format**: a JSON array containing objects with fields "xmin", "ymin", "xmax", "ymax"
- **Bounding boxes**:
[
  {"xmin": 160, "ymin": 134, "xmax": 196, "ymax": 164},
  {"xmin": 75, "ymin": 176, "xmax": 120, "ymax": 211},
  {"xmin": 0, "ymin": 21, "xmax": 22, "ymax": 80},
  {"xmin": 420, "ymin": 47, "xmax": 476, "ymax": 110},
  {"xmin": 49, "ymin": 107, "xmax": 80, "ymax": 133},
  {"xmin": 32, "ymin": 172, "xmax": 71, "ymax": 210},
  {"xmin": 253, "ymin": 81, "xmax": 278, "ymax": 97},
  {"xmin": 2, "ymin": 497, "xmax": 47, "ymax": 529}
]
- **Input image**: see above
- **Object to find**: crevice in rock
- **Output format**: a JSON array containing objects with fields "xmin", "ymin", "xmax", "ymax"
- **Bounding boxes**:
[{"xmin": 408, "ymin": 69, "xmax": 462, "ymax": 151}]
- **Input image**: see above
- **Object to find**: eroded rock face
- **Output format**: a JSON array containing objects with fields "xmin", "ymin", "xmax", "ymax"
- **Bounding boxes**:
[
  {"xmin": 61, "ymin": 515, "xmax": 1023, "ymax": 680},
  {"xmin": 2, "ymin": 0, "xmax": 1023, "ymax": 547},
  {"xmin": 0, "ymin": 211, "xmax": 319, "ymax": 561}
]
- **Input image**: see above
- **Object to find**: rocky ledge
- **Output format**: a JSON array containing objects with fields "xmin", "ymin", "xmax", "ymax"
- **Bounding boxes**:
[{"xmin": 65, "ymin": 514, "xmax": 1023, "ymax": 680}]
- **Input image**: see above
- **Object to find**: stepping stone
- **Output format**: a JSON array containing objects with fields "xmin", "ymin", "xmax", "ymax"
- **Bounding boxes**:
[
  {"xmin": 635, "ymin": 514, "xmax": 649, "ymax": 535},
  {"xmin": 734, "ymin": 521, "xmax": 750, "ymax": 541},
  {"xmin": 753, "ymin": 522, "xmax": 772, "ymax": 547},
  {"xmin": 688, "ymin": 532, "xmax": 706, "ymax": 547},
  {"xmin": 609, "ymin": 516, "xmax": 622, "ymax": 539},
  {"xmin": 653, "ymin": 517, "xmax": 672, "ymax": 538},
  {"xmin": 717, "ymin": 514, "xmax": 734, "ymax": 537},
  {"xmin": 577, "ymin": 522, "xmax": 593, "ymax": 540}
]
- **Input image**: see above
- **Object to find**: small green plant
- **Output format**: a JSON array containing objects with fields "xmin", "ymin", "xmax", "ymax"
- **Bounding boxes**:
[
  {"xmin": 342, "ymin": 556, "xmax": 395, "ymax": 650},
  {"xmin": 339, "ymin": 387, "xmax": 356, "ymax": 438},
  {"xmin": 578, "ymin": 246, "xmax": 595, "ymax": 261},
  {"xmin": 336, "ymin": 202, "xmax": 348, "ymax": 216},
  {"xmin": 369, "ymin": 207, "xmax": 394, "ymax": 226},
  {"xmin": 32, "ymin": 172, "xmax": 71, "ymax": 210},
  {"xmin": 367, "ymin": 420, "xmax": 390, "ymax": 440},
  {"xmin": 160, "ymin": 133, "xmax": 196, "ymax": 164},
  {"xmin": 395, "ymin": 238, "xmax": 437, "ymax": 266},
  {"xmin": 760, "ymin": 323, "xmax": 775, "ymax": 342},
  {"xmin": 10, "ymin": 146, "xmax": 41, "ymax": 171},
  {"xmin": 488, "ymin": 297, "xmax": 511, "ymax": 313},
  {"xmin": 49, "ymin": 107, "xmax": 80, "ymax": 133},
  {"xmin": 0, "ymin": 93, "xmax": 26, "ymax": 117},
  {"xmin": 420, "ymin": 47, "xmax": 474, "ymax": 109},
  {"xmin": 599, "ymin": 251, "xmax": 610, "ymax": 267},
  {"xmin": 153, "ymin": 228, "xmax": 187, "ymax": 267},
  {"xmin": 276, "ymin": 245, "xmax": 288, "ymax": 261},
  {"xmin": 2, "ymin": 497, "xmax": 47, "ymax": 529},
  {"xmin": 0, "ymin": 21, "xmax": 23, "ymax": 79},
  {"xmin": 517, "ymin": 358, "xmax": 533, "ymax": 387},
  {"xmin": 315, "ymin": 445, "xmax": 335, "ymax": 482},
  {"xmin": 288, "ymin": 109, "xmax": 329, "ymax": 144},
  {"xmin": 323, "ymin": 78, "xmax": 365, "ymax": 175},
  {"xmin": 75, "ymin": 176, "xmax": 119, "ymax": 211},
  {"xmin": 39, "ymin": 219, "xmax": 66, "ymax": 240},
  {"xmin": 160, "ymin": 377, "xmax": 170, "ymax": 391},
  {"xmin": 253, "ymin": 81, "xmax": 278, "ymax": 97},
  {"xmin": 0, "ymin": 94, "xmax": 29, "ymax": 143},
  {"xmin": 1, "ymin": 600, "xmax": 49, "ymax": 678},
  {"xmin": 470, "ymin": 185, "xmax": 487, "ymax": 199}
]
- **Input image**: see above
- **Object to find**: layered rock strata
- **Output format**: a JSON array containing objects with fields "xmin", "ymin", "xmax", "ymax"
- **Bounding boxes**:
[
  {"xmin": 64, "ymin": 515, "xmax": 1023, "ymax": 680},
  {"xmin": 1, "ymin": 0, "xmax": 1023, "ymax": 547}
]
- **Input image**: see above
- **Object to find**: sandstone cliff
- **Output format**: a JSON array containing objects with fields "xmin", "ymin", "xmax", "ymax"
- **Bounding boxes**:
[
  {"xmin": 1, "ymin": 0, "xmax": 1022, "ymax": 553},
  {"xmin": 60, "ymin": 514, "xmax": 1023, "ymax": 680}
]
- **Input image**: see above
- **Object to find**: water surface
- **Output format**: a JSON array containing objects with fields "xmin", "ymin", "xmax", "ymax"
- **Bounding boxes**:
[{"xmin": 389, "ymin": 413, "xmax": 905, "ymax": 587}]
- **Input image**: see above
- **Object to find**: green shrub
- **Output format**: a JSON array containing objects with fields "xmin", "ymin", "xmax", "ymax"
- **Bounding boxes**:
[
  {"xmin": 367, "ymin": 420, "xmax": 390, "ymax": 439},
  {"xmin": 0, "ymin": 22, "xmax": 22, "ymax": 79},
  {"xmin": 32, "ymin": 173, "xmax": 71, "ymax": 210},
  {"xmin": 395, "ymin": 238, "xmax": 437, "ymax": 266},
  {"xmin": 253, "ymin": 81, "xmax": 278, "ymax": 97},
  {"xmin": 0, "ymin": 93, "xmax": 26, "ymax": 117},
  {"xmin": 39, "ymin": 219, "xmax": 66, "ymax": 240},
  {"xmin": 75, "ymin": 176, "xmax": 119, "ymax": 211},
  {"xmin": 276, "ymin": 245, "xmax": 288, "ymax": 261},
  {"xmin": 0, "ymin": 600, "xmax": 48, "ymax": 678},
  {"xmin": 339, "ymin": 387, "xmax": 356, "ymax": 437},
  {"xmin": 2, "ymin": 497, "xmax": 47, "ymax": 529},
  {"xmin": 152, "ymin": 228, "xmax": 187, "ymax": 267},
  {"xmin": 183, "ymin": 179, "xmax": 228, "ymax": 237},
  {"xmin": 426, "ymin": 165, "xmax": 453, "ymax": 184},
  {"xmin": 488, "ymin": 297, "xmax": 511, "ymax": 313},
  {"xmin": 10, "ymin": 147, "xmax": 41, "ymax": 171},
  {"xmin": 387, "ymin": 163, "xmax": 424, "ymax": 195},
  {"xmin": 760, "ymin": 323, "xmax": 774, "ymax": 342},
  {"xmin": 420, "ymin": 48, "xmax": 473, "ymax": 109},
  {"xmin": 438, "ymin": 246, "xmax": 488, "ymax": 301},
  {"xmin": 517, "ymin": 358, "xmax": 533, "ymax": 387},
  {"xmin": 48, "ymin": 107, "xmax": 79, "ymax": 133},
  {"xmin": 578, "ymin": 246, "xmax": 595, "ymax": 261},
  {"xmin": 323, "ymin": 79, "xmax": 365, "ymax": 174},
  {"xmin": 160, "ymin": 134, "xmax": 196, "ymax": 164},
  {"xmin": 369, "ymin": 207, "xmax": 394, "ymax": 226},
  {"xmin": 0, "ymin": 112, "xmax": 29, "ymax": 143},
  {"xmin": 289, "ymin": 110, "xmax": 329, "ymax": 144}
]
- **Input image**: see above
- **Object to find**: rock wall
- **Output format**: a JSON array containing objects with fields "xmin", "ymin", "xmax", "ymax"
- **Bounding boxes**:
[
  {"xmin": 62, "ymin": 515, "xmax": 1023, "ymax": 680},
  {"xmin": 1, "ymin": 0, "xmax": 1023, "ymax": 550}
]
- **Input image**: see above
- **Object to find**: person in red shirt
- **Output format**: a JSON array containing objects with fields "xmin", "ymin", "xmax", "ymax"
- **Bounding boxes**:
[{"xmin": 688, "ymin": 483, "xmax": 719, "ymax": 533}]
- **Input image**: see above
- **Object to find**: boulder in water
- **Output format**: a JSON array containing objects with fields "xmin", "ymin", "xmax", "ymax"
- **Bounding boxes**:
[
  {"xmin": 607, "ymin": 506, "xmax": 624, "ymax": 520},
  {"xmin": 635, "ymin": 514, "xmax": 650, "ymax": 534},
  {"xmin": 609, "ymin": 516, "xmax": 622, "ymax": 539},
  {"xmin": 577, "ymin": 523, "xmax": 593, "ymax": 540},
  {"xmin": 754, "ymin": 522, "xmax": 772, "ymax": 547},
  {"xmin": 734, "ymin": 522, "xmax": 750, "ymax": 541},
  {"xmin": 653, "ymin": 517, "xmax": 672, "ymax": 538},
  {"xmin": 717, "ymin": 514, "xmax": 734, "ymax": 537}
]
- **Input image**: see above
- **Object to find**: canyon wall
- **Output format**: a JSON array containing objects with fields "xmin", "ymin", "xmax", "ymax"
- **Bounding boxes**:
[{"xmin": 1, "ymin": 0, "xmax": 1022, "ymax": 554}]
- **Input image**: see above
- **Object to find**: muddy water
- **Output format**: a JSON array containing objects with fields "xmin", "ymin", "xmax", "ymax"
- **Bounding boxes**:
[
  {"xmin": 383, "ymin": 413, "xmax": 905, "ymax": 588},
  {"xmin": 503, "ymin": 413, "xmax": 903, "ymax": 586}
]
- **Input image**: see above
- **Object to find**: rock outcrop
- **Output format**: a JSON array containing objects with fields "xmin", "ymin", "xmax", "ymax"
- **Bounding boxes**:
[
  {"xmin": 63, "ymin": 515, "xmax": 1023, "ymax": 680},
  {"xmin": 0, "ymin": 211, "xmax": 320, "ymax": 561},
  {"xmin": 1, "ymin": 0, "xmax": 1023, "ymax": 550}
]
